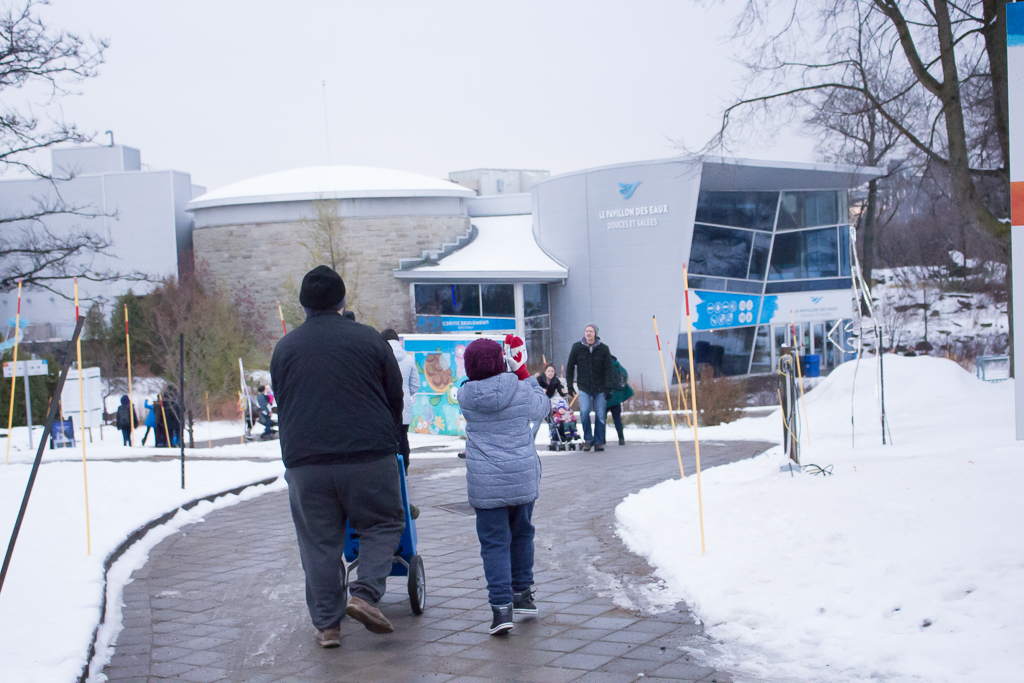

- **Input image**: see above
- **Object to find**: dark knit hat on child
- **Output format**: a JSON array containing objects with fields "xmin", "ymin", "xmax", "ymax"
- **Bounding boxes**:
[
  {"xmin": 299, "ymin": 265, "xmax": 346, "ymax": 310},
  {"xmin": 464, "ymin": 338, "xmax": 506, "ymax": 381}
]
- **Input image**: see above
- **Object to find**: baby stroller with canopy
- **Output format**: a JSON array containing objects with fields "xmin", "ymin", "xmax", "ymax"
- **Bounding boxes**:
[{"xmin": 548, "ymin": 396, "xmax": 580, "ymax": 451}]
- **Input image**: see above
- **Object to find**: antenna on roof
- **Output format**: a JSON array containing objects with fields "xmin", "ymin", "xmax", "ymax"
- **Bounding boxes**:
[
  {"xmin": 322, "ymin": 81, "xmax": 331, "ymax": 166},
  {"xmin": 104, "ymin": 130, "xmax": 114, "ymax": 147}
]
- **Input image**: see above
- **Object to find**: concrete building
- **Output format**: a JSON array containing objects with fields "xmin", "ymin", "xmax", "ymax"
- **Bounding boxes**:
[
  {"xmin": 187, "ymin": 166, "xmax": 476, "ymax": 335},
  {"xmin": 449, "ymin": 168, "xmax": 549, "ymax": 196},
  {"xmin": 530, "ymin": 157, "xmax": 881, "ymax": 385},
  {"xmin": 190, "ymin": 157, "xmax": 879, "ymax": 387},
  {"xmin": 0, "ymin": 145, "xmax": 200, "ymax": 341}
]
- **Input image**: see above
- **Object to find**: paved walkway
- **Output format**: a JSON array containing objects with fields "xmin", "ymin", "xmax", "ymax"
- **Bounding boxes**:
[{"xmin": 102, "ymin": 440, "xmax": 771, "ymax": 682}]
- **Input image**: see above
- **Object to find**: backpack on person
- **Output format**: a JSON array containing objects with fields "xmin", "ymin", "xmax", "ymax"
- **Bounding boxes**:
[{"xmin": 116, "ymin": 404, "xmax": 132, "ymax": 429}]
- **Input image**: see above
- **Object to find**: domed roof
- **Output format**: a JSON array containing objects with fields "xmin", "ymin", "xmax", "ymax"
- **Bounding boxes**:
[{"xmin": 188, "ymin": 165, "xmax": 475, "ymax": 210}]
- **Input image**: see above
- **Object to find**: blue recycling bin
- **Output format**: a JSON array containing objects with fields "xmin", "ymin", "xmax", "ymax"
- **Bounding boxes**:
[{"xmin": 801, "ymin": 354, "xmax": 821, "ymax": 378}]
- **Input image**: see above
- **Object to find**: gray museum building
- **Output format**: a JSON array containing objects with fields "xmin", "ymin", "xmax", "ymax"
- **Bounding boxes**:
[{"xmin": 398, "ymin": 157, "xmax": 881, "ymax": 385}]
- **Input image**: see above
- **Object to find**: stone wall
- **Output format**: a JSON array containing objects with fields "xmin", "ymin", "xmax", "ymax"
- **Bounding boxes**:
[{"xmin": 194, "ymin": 214, "xmax": 471, "ymax": 343}]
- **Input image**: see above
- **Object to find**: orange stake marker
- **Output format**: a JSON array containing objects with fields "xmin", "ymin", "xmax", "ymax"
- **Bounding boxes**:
[
  {"xmin": 5, "ymin": 280, "xmax": 23, "ymax": 465},
  {"xmin": 653, "ymin": 316, "xmax": 685, "ymax": 480},
  {"xmin": 682, "ymin": 265, "xmax": 706, "ymax": 555},
  {"xmin": 277, "ymin": 301, "xmax": 288, "ymax": 336},
  {"xmin": 124, "ymin": 304, "xmax": 136, "ymax": 445},
  {"xmin": 74, "ymin": 279, "xmax": 92, "ymax": 555}
]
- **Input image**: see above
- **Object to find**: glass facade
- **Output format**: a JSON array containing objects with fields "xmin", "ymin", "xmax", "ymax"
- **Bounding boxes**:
[
  {"xmin": 523, "ymin": 283, "xmax": 552, "ymax": 374},
  {"xmin": 414, "ymin": 284, "xmax": 481, "ymax": 316},
  {"xmin": 682, "ymin": 189, "xmax": 853, "ymax": 376}
]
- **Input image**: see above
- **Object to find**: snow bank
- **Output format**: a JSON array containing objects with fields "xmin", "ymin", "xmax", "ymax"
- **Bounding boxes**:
[
  {"xmin": 0, "ymin": 458, "xmax": 285, "ymax": 683},
  {"xmin": 616, "ymin": 355, "xmax": 1024, "ymax": 682}
]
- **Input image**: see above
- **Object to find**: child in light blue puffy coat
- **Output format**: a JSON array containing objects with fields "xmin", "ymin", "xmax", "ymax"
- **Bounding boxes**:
[{"xmin": 457, "ymin": 335, "xmax": 548, "ymax": 636}]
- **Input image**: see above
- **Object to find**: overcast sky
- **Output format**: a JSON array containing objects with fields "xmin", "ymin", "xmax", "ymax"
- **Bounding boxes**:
[{"xmin": 37, "ymin": 0, "xmax": 817, "ymax": 192}]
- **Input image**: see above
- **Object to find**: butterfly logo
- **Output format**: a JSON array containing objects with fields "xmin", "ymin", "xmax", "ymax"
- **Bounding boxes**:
[
  {"xmin": 811, "ymin": 296, "xmax": 823, "ymax": 303},
  {"xmin": 618, "ymin": 182, "xmax": 641, "ymax": 200}
]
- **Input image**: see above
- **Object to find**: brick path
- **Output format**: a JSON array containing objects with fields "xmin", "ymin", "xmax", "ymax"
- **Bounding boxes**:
[{"xmin": 102, "ymin": 440, "xmax": 771, "ymax": 682}]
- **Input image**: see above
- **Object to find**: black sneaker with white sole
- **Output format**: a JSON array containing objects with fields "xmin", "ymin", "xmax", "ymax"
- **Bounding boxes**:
[
  {"xmin": 489, "ymin": 603, "xmax": 514, "ymax": 635},
  {"xmin": 513, "ymin": 588, "xmax": 538, "ymax": 615}
]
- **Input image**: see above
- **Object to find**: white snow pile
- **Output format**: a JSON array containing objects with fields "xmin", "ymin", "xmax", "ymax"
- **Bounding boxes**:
[
  {"xmin": 0, "ymin": 457, "xmax": 285, "ymax": 683},
  {"xmin": 616, "ymin": 355, "xmax": 1024, "ymax": 682}
]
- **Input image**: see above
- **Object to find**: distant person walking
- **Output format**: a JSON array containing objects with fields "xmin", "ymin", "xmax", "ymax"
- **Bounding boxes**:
[
  {"xmin": 116, "ymin": 395, "xmax": 138, "ymax": 446},
  {"xmin": 531, "ymin": 363, "xmax": 566, "ymax": 439},
  {"xmin": 382, "ymin": 328, "xmax": 419, "ymax": 475},
  {"xmin": 458, "ymin": 335, "xmax": 548, "ymax": 635},
  {"xmin": 141, "ymin": 399, "xmax": 156, "ymax": 446},
  {"xmin": 605, "ymin": 356, "xmax": 634, "ymax": 446},
  {"xmin": 271, "ymin": 265, "xmax": 407, "ymax": 649},
  {"xmin": 565, "ymin": 323, "xmax": 614, "ymax": 451},
  {"xmin": 256, "ymin": 385, "xmax": 275, "ymax": 439}
]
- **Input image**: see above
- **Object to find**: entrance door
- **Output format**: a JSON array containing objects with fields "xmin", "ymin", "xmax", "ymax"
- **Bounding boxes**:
[{"xmin": 771, "ymin": 323, "xmax": 802, "ymax": 370}]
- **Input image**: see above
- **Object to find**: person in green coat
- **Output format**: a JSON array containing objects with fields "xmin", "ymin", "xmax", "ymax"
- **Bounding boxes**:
[{"xmin": 605, "ymin": 356, "xmax": 634, "ymax": 446}]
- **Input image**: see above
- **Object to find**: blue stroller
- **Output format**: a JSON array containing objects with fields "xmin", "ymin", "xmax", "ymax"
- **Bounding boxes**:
[{"xmin": 341, "ymin": 454, "xmax": 426, "ymax": 615}]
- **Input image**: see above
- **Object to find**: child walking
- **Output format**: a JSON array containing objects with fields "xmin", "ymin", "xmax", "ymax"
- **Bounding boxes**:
[{"xmin": 458, "ymin": 335, "xmax": 549, "ymax": 635}]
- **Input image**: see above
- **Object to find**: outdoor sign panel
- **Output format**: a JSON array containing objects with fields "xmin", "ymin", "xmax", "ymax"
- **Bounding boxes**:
[
  {"xmin": 1008, "ymin": 3, "xmax": 1024, "ymax": 439},
  {"xmin": 60, "ymin": 367, "xmax": 103, "ymax": 429},
  {"xmin": 3, "ymin": 359, "xmax": 48, "ymax": 377},
  {"xmin": 416, "ymin": 315, "xmax": 516, "ymax": 333},
  {"xmin": 402, "ymin": 334, "xmax": 501, "ymax": 437},
  {"xmin": 686, "ymin": 290, "xmax": 854, "ymax": 331}
]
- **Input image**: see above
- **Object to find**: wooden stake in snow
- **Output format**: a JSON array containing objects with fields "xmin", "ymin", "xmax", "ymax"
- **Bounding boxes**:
[
  {"xmin": 158, "ymin": 392, "xmax": 171, "ymax": 449},
  {"xmin": 206, "ymin": 391, "xmax": 212, "ymax": 448},
  {"xmin": 790, "ymin": 311, "xmax": 812, "ymax": 446},
  {"xmin": 5, "ymin": 280, "xmax": 22, "ymax": 465},
  {"xmin": 74, "ymin": 279, "xmax": 91, "ymax": 555},
  {"xmin": 652, "ymin": 315, "xmax": 685, "ymax": 481},
  {"xmin": 277, "ymin": 301, "xmax": 288, "ymax": 336},
  {"xmin": 124, "ymin": 304, "xmax": 136, "ymax": 445},
  {"xmin": 682, "ymin": 265, "xmax": 707, "ymax": 555}
]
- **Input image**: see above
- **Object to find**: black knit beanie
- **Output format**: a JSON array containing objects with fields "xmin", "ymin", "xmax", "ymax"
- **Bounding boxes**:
[{"xmin": 299, "ymin": 265, "xmax": 346, "ymax": 311}]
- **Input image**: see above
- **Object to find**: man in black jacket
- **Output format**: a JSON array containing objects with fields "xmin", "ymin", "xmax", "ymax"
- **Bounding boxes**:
[
  {"xmin": 271, "ymin": 265, "xmax": 406, "ymax": 648},
  {"xmin": 565, "ymin": 323, "xmax": 614, "ymax": 452}
]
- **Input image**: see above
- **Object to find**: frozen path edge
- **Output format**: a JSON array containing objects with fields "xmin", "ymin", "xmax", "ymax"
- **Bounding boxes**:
[{"xmin": 78, "ymin": 475, "xmax": 283, "ymax": 683}]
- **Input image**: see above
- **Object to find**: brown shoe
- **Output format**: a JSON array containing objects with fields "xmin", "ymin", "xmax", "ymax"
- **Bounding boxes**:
[
  {"xmin": 315, "ymin": 626, "xmax": 341, "ymax": 648},
  {"xmin": 345, "ymin": 595, "xmax": 394, "ymax": 634}
]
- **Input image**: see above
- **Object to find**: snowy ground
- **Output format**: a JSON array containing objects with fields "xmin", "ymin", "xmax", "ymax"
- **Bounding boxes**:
[
  {"xmin": 0, "ymin": 457, "xmax": 285, "ymax": 683},
  {"xmin": 615, "ymin": 355, "xmax": 1024, "ymax": 682}
]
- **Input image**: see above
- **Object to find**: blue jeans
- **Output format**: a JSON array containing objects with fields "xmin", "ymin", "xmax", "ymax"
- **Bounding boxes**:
[
  {"xmin": 474, "ymin": 502, "xmax": 535, "ymax": 605},
  {"xmin": 578, "ymin": 391, "xmax": 607, "ymax": 445}
]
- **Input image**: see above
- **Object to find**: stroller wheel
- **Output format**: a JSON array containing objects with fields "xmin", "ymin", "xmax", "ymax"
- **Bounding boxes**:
[
  {"xmin": 548, "ymin": 444, "xmax": 556, "ymax": 451},
  {"xmin": 408, "ymin": 555, "xmax": 426, "ymax": 615},
  {"xmin": 570, "ymin": 443, "xmax": 577, "ymax": 451}
]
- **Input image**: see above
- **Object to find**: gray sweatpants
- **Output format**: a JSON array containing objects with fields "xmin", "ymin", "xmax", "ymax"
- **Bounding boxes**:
[{"xmin": 285, "ymin": 456, "xmax": 405, "ymax": 629}]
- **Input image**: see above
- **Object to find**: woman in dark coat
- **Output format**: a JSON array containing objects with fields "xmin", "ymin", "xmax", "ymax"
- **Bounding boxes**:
[{"xmin": 531, "ymin": 364, "xmax": 566, "ymax": 439}]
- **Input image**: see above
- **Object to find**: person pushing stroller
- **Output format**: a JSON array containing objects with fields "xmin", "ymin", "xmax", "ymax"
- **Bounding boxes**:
[{"xmin": 458, "ymin": 335, "xmax": 548, "ymax": 635}]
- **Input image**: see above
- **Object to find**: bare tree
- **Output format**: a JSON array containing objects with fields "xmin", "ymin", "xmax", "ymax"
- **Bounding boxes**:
[
  {"xmin": 702, "ymin": 0, "xmax": 1012, "ymax": 361},
  {"xmin": 0, "ymin": 1, "xmax": 145, "ymax": 298},
  {"xmin": 141, "ymin": 271, "xmax": 267, "ymax": 446},
  {"xmin": 281, "ymin": 199, "xmax": 375, "ymax": 326},
  {"xmin": 703, "ymin": 0, "xmax": 1008, "ymax": 242}
]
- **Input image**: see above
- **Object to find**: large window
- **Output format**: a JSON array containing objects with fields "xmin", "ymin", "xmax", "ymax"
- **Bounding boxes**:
[
  {"xmin": 523, "ymin": 284, "xmax": 551, "ymax": 374},
  {"xmin": 481, "ymin": 284, "xmax": 515, "ymax": 317},
  {"xmin": 777, "ymin": 191, "xmax": 845, "ymax": 230},
  {"xmin": 676, "ymin": 327, "xmax": 756, "ymax": 377},
  {"xmin": 695, "ymin": 191, "xmax": 777, "ymax": 231},
  {"xmin": 689, "ymin": 224, "xmax": 753, "ymax": 279},
  {"xmin": 414, "ymin": 284, "xmax": 481, "ymax": 315},
  {"xmin": 768, "ymin": 227, "xmax": 839, "ymax": 280},
  {"xmin": 748, "ymin": 232, "xmax": 772, "ymax": 280}
]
